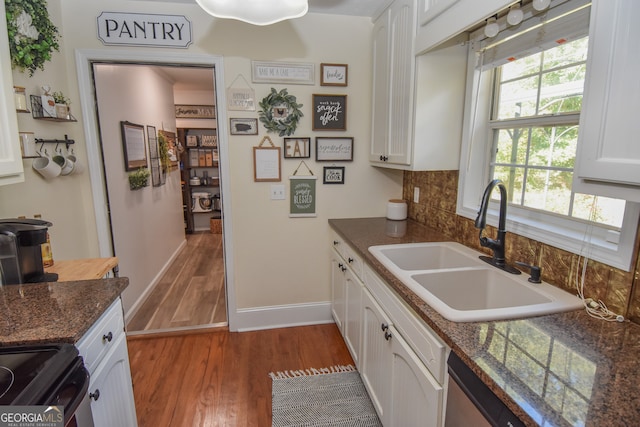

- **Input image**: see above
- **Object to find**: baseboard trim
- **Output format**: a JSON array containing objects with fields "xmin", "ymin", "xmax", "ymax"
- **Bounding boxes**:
[
  {"xmin": 124, "ymin": 239, "xmax": 187, "ymax": 324},
  {"xmin": 234, "ymin": 302, "xmax": 334, "ymax": 332}
]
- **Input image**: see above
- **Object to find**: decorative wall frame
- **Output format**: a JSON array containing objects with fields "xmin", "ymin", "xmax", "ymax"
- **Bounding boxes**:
[
  {"xmin": 258, "ymin": 88, "xmax": 303, "ymax": 137},
  {"xmin": 230, "ymin": 118, "xmax": 258, "ymax": 135},
  {"xmin": 320, "ymin": 63, "xmax": 348, "ymax": 86},
  {"xmin": 251, "ymin": 61, "xmax": 315, "ymax": 85},
  {"xmin": 312, "ymin": 94, "xmax": 347, "ymax": 131},
  {"xmin": 283, "ymin": 137, "xmax": 311, "ymax": 159},
  {"xmin": 175, "ymin": 104, "xmax": 215, "ymax": 119},
  {"xmin": 120, "ymin": 121, "xmax": 147, "ymax": 171},
  {"xmin": 147, "ymin": 125, "xmax": 162, "ymax": 187},
  {"xmin": 316, "ymin": 137, "xmax": 353, "ymax": 161},
  {"xmin": 253, "ymin": 136, "xmax": 281, "ymax": 182},
  {"xmin": 323, "ymin": 166, "xmax": 345, "ymax": 184}
]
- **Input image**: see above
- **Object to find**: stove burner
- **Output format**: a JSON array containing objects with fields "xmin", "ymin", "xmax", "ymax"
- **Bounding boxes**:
[{"xmin": 0, "ymin": 366, "xmax": 14, "ymax": 400}]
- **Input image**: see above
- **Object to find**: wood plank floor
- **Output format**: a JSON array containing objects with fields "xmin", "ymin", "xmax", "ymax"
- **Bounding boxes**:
[
  {"xmin": 127, "ymin": 232, "xmax": 226, "ymax": 333},
  {"xmin": 127, "ymin": 324, "xmax": 353, "ymax": 426}
]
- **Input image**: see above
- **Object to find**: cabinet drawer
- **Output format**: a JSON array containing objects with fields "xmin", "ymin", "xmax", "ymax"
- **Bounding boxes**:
[
  {"xmin": 77, "ymin": 299, "xmax": 125, "ymax": 375},
  {"xmin": 364, "ymin": 265, "xmax": 448, "ymax": 384},
  {"xmin": 343, "ymin": 244, "xmax": 364, "ymax": 281},
  {"xmin": 330, "ymin": 230, "xmax": 343, "ymax": 256}
]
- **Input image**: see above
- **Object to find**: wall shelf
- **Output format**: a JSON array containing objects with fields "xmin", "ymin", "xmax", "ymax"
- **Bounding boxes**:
[{"xmin": 30, "ymin": 95, "xmax": 77, "ymax": 122}]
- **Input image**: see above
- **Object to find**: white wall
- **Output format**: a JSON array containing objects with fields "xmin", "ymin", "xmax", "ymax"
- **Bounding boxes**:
[
  {"xmin": 2, "ymin": 0, "xmax": 403, "ymax": 327},
  {"xmin": 93, "ymin": 64, "xmax": 185, "ymax": 312}
]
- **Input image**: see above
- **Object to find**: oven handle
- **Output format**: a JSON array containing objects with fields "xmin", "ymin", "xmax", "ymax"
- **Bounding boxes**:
[{"xmin": 47, "ymin": 358, "xmax": 91, "ymax": 426}]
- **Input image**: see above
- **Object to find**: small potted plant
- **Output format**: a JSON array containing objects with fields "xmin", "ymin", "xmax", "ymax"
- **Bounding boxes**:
[
  {"xmin": 128, "ymin": 167, "xmax": 150, "ymax": 190},
  {"xmin": 52, "ymin": 91, "xmax": 70, "ymax": 119}
]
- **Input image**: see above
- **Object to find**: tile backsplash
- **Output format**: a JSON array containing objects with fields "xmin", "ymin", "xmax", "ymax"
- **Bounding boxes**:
[{"xmin": 403, "ymin": 170, "xmax": 640, "ymax": 325}]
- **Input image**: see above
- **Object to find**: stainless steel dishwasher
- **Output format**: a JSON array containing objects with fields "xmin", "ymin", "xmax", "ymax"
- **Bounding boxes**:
[{"xmin": 445, "ymin": 352, "xmax": 525, "ymax": 427}]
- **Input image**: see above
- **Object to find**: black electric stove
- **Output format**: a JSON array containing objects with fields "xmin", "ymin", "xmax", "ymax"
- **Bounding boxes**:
[{"xmin": 0, "ymin": 344, "xmax": 90, "ymax": 425}]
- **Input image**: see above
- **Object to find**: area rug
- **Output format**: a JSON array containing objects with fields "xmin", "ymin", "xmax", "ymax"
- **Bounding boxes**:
[{"xmin": 270, "ymin": 365, "xmax": 382, "ymax": 427}]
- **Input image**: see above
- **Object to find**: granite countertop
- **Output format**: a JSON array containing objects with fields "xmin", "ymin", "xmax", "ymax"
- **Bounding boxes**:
[
  {"xmin": 330, "ymin": 217, "xmax": 640, "ymax": 427},
  {"xmin": 0, "ymin": 277, "xmax": 129, "ymax": 346}
]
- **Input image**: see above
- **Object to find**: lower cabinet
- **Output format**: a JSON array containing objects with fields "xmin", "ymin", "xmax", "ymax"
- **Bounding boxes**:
[
  {"xmin": 331, "ymin": 250, "xmax": 363, "ymax": 366},
  {"xmin": 360, "ymin": 288, "xmax": 443, "ymax": 426},
  {"xmin": 76, "ymin": 299, "xmax": 138, "ymax": 427}
]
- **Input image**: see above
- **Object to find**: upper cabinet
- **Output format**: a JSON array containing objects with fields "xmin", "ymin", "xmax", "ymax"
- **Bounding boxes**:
[
  {"xmin": 0, "ymin": 0, "xmax": 25, "ymax": 186},
  {"xmin": 370, "ymin": 0, "xmax": 467, "ymax": 171},
  {"xmin": 572, "ymin": 0, "xmax": 640, "ymax": 202},
  {"xmin": 370, "ymin": 0, "xmax": 417, "ymax": 167},
  {"xmin": 415, "ymin": 0, "xmax": 511, "ymax": 54}
]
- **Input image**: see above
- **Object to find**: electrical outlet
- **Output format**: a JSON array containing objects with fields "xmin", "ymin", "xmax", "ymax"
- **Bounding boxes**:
[
  {"xmin": 271, "ymin": 184, "xmax": 285, "ymax": 200},
  {"xmin": 413, "ymin": 187, "xmax": 420, "ymax": 203}
]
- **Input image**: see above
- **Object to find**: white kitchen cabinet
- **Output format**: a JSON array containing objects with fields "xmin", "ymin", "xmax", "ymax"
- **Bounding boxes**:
[
  {"xmin": 76, "ymin": 299, "xmax": 137, "ymax": 427},
  {"xmin": 0, "ymin": 0, "xmax": 25, "ymax": 186},
  {"xmin": 371, "ymin": 0, "xmax": 467, "ymax": 171},
  {"xmin": 414, "ymin": 0, "xmax": 512, "ymax": 54},
  {"xmin": 330, "ymin": 232, "xmax": 363, "ymax": 366},
  {"xmin": 572, "ymin": 0, "xmax": 640, "ymax": 202},
  {"xmin": 370, "ymin": 0, "xmax": 417, "ymax": 167},
  {"xmin": 360, "ymin": 288, "xmax": 443, "ymax": 426}
]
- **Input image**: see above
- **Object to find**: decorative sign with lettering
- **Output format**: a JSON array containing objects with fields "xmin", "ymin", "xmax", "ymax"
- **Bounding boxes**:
[
  {"xmin": 290, "ymin": 176, "xmax": 317, "ymax": 217},
  {"xmin": 313, "ymin": 94, "xmax": 347, "ymax": 131},
  {"xmin": 97, "ymin": 12, "xmax": 192, "ymax": 48},
  {"xmin": 252, "ymin": 61, "xmax": 315, "ymax": 85},
  {"xmin": 226, "ymin": 88, "xmax": 256, "ymax": 111}
]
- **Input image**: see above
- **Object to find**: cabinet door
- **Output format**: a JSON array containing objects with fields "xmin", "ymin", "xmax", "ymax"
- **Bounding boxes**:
[
  {"xmin": 371, "ymin": 9, "xmax": 391, "ymax": 163},
  {"xmin": 88, "ymin": 334, "xmax": 138, "ymax": 427},
  {"xmin": 0, "ymin": 0, "xmax": 24, "ymax": 186},
  {"xmin": 344, "ymin": 269, "xmax": 363, "ymax": 367},
  {"xmin": 331, "ymin": 253, "xmax": 346, "ymax": 332},
  {"xmin": 360, "ymin": 289, "xmax": 393, "ymax": 420},
  {"xmin": 388, "ymin": 325, "xmax": 443, "ymax": 427},
  {"xmin": 574, "ymin": 0, "xmax": 640, "ymax": 198},
  {"xmin": 386, "ymin": 0, "xmax": 416, "ymax": 166}
]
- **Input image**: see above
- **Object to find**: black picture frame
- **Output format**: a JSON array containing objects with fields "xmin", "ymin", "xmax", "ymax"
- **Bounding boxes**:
[
  {"xmin": 312, "ymin": 94, "xmax": 347, "ymax": 131},
  {"xmin": 283, "ymin": 137, "xmax": 311, "ymax": 158},
  {"xmin": 323, "ymin": 166, "xmax": 345, "ymax": 184},
  {"xmin": 120, "ymin": 121, "xmax": 147, "ymax": 171}
]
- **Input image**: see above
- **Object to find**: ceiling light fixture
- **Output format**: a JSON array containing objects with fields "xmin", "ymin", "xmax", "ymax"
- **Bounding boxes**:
[
  {"xmin": 532, "ymin": 0, "xmax": 552, "ymax": 11},
  {"xmin": 506, "ymin": 3, "xmax": 524, "ymax": 26},
  {"xmin": 195, "ymin": 0, "xmax": 309, "ymax": 26},
  {"xmin": 484, "ymin": 16, "xmax": 499, "ymax": 38}
]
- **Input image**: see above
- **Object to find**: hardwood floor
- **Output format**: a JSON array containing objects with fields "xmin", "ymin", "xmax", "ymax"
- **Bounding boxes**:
[
  {"xmin": 127, "ymin": 232, "xmax": 226, "ymax": 333},
  {"xmin": 127, "ymin": 324, "xmax": 353, "ymax": 426}
]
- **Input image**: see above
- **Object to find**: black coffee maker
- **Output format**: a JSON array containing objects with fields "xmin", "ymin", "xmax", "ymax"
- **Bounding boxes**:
[{"xmin": 0, "ymin": 218, "xmax": 58, "ymax": 285}]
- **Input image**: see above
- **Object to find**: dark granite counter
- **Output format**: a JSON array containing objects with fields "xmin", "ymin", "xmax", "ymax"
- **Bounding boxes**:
[
  {"xmin": 330, "ymin": 217, "xmax": 640, "ymax": 427},
  {"xmin": 0, "ymin": 277, "xmax": 129, "ymax": 346}
]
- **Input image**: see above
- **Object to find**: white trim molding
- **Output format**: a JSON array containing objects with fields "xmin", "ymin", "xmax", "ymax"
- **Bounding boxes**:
[{"xmin": 234, "ymin": 302, "xmax": 334, "ymax": 332}]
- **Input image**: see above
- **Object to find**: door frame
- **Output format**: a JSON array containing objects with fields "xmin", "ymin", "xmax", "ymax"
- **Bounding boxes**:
[{"xmin": 75, "ymin": 49, "xmax": 237, "ymax": 331}]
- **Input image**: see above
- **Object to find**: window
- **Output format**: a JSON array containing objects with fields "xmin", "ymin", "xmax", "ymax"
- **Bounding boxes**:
[{"xmin": 457, "ymin": 0, "xmax": 639, "ymax": 271}]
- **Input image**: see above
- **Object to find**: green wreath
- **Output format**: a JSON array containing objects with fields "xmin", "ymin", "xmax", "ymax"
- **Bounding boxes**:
[
  {"xmin": 258, "ymin": 88, "xmax": 303, "ymax": 137},
  {"xmin": 5, "ymin": 0, "xmax": 60, "ymax": 76}
]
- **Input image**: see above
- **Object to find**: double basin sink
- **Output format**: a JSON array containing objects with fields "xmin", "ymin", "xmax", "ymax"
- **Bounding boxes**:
[{"xmin": 368, "ymin": 242, "xmax": 582, "ymax": 322}]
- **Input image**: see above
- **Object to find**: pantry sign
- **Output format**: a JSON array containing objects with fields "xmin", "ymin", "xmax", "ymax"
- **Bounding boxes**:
[{"xmin": 97, "ymin": 12, "xmax": 192, "ymax": 48}]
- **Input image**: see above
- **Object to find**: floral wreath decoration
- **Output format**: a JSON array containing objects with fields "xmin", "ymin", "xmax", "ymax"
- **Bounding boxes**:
[
  {"xmin": 258, "ymin": 88, "xmax": 303, "ymax": 137},
  {"xmin": 5, "ymin": 0, "xmax": 60, "ymax": 76}
]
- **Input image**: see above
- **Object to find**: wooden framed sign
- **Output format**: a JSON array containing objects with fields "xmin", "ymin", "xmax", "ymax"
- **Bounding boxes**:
[
  {"xmin": 253, "ymin": 136, "xmax": 281, "ymax": 182},
  {"xmin": 313, "ymin": 94, "xmax": 347, "ymax": 130},
  {"xmin": 120, "ymin": 121, "xmax": 147, "ymax": 171},
  {"xmin": 316, "ymin": 137, "xmax": 353, "ymax": 161}
]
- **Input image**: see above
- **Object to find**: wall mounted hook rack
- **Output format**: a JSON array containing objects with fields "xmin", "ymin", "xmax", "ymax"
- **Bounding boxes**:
[{"xmin": 35, "ymin": 135, "xmax": 75, "ymax": 150}]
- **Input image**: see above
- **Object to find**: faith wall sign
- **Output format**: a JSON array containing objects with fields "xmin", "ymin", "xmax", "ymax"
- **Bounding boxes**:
[{"xmin": 97, "ymin": 12, "xmax": 192, "ymax": 48}]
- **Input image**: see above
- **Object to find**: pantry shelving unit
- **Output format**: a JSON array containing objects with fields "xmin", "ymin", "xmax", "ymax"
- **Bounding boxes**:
[{"xmin": 177, "ymin": 128, "xmax": 220, "ymax": 234}]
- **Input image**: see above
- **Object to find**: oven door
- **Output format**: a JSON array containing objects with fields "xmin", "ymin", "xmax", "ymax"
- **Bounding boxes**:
[{"xmin": 45, "ymin": 357, "xmax": 93, "ymax": 427}]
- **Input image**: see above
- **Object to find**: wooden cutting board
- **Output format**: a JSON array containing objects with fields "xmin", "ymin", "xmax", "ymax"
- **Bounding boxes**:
[{"xmin": 45, "ymin": 257, "xmax": 118, "ymax": 282}]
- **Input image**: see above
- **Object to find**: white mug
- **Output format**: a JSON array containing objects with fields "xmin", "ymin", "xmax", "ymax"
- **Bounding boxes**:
[
  {"xmin": 66, "ymin": 153, "xmax": 81, "ymax": 174},
  {"xmin": 32, "ymin": 155, "xmax": 62, "ymax": 180},
  {"xmin": 53, "ymin": 153, "xmax": 75, "ymax": 176}
]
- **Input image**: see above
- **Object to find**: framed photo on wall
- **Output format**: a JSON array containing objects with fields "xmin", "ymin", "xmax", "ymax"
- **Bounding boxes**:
[
  {"xmin": 320, "ymin": 63, "xmax": 348, "ymax": 86},
  {"xmin": 120, "ymin": 121, "xmax": 147, "ymax": 171},
  {"xmin": 312, "ymin": 94, "xmax": 347, "ymax": 131}
]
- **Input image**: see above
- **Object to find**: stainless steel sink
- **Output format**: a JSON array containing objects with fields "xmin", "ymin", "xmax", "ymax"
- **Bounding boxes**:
[{"xmin": 368, "ymin": 242, "xmax": 582, "ymax": 322}]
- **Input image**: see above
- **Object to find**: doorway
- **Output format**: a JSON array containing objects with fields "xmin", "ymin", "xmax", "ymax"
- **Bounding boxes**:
[{"xmin": 75, "ymin": 51, "xmax": 237, "ymax": 333}]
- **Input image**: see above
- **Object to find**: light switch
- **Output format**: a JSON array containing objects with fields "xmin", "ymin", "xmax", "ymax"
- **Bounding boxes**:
[{"xmin": 271, "ymin": 184, "xmax": 285, "ymax": 200}]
